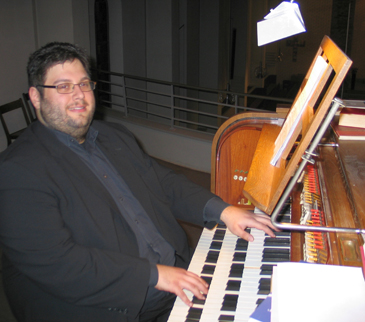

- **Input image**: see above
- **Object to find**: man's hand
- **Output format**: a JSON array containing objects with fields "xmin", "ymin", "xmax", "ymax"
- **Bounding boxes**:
[
  {"xmin": 155, "ymin": 264, "xmax": 208, "ymax": 307},
  {"xmin": 220, "ymin": 206, "xmax": 278, "ymax": 241}
]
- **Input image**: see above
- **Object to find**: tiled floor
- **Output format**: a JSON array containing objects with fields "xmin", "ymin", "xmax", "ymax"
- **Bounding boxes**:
[{"xmin": 0, "ymin": 159, "xmax": 210, "ymax": 321}]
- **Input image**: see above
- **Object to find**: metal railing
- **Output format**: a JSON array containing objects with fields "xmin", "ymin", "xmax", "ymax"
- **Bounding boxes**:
[{"xmin": 94, "ymin": 69, "xmax": 294, "ymax": 134}]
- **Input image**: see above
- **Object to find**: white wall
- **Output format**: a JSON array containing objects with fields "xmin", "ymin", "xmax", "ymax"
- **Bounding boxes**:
[
  {"xmin": 101, "ymin": 110, "xmax": 214, "ymax": 173},
  {"xmin": 120, "ymin": 121, "xmax": 213, "ymax": 173}
]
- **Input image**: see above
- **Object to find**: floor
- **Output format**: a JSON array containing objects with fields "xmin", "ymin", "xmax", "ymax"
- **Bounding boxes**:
[{"xmin": 0, "ymin": 159, "xmax": 210, "ymax": 321}]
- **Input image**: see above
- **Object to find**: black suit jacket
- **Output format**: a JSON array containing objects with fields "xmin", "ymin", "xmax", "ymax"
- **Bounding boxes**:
[{"xmin": 0, "ymin": 121, "xmax": 218, "ymax": 322}]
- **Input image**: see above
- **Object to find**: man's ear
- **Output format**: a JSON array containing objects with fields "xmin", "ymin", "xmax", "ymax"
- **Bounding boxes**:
[{"xmin": 29, "ymin": 87, "xmax": 41, "ymax": 111}]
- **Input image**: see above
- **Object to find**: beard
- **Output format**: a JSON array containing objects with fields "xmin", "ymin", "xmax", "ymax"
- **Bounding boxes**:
[{"xmin": 39, "ymin": 97, "xmax": 95, "ymax": 143}]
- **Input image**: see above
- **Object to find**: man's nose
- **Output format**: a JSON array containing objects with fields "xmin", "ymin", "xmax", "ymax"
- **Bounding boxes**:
[{"xmin": 72, "ymin": 84, "xmax": 85, "ymax": 99}]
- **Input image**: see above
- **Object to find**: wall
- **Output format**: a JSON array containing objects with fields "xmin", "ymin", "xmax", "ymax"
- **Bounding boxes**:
[
  {"xmin": 101, "ymin": 109, "xmax": 214, "ymax": 173},
  {"xmin": 0, "ymin": 1, "xmax": 36, "ymax": 150},
  {"xmin": 34, "ymin": 0, "xmax": 74, "ymax": 46},
  {"xmin": 247, "ymin": 0, "xmax": 334, "ymax": 89},
  {"xmin": 352, "ymin": 0, "xmax": 365, "ymax": 81},
  {"xmin": 0, "ymin": 0, "xmax": 91, "ymax": 152},
  {"xmin": 0, "ymin": 1, "xmax": 35, "ymax": 105},
  {"xmin": 274, "ymin": 0, "xmax": 333, "ymax": 85},
  {"xmin": 34, "ymin": 0, "xmax": 90, "ymax": 52},
  {"xmin": 122, "ymin": 121, "xmax": 213, "ymax": 174},
  {"xmin": 2, "ymin": 0, "xmax": 365, "ymax": 168},
  {"xmin": 0, "ymin": 0, "xmax": 213, "ymax": 172}
]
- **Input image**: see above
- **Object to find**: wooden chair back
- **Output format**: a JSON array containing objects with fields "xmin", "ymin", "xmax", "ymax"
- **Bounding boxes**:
[
  {"xmin": 22, "ymin": 92, "xmax": 37, "ymax": 123},
  {"xmin": 0, "ymin": 98, "xmax": 31, "ymax": 146}
]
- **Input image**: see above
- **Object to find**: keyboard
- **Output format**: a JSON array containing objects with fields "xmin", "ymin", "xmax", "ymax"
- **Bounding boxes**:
[{"xmin": 167, "ymin": 207, "xmax": 291, "ymax": 322}]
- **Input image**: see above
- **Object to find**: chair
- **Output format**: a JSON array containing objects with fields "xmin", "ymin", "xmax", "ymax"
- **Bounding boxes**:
[
  {"xmin": 0, "ymin": 98, "xmax": 31, "ymax": 146},
  {"xmin": 22, "ymin": 92, "xmax": 37, "ymax": 123}
]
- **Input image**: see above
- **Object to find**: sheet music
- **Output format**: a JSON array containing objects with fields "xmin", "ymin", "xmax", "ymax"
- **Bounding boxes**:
[
  {"xmin": 263, "ymin": 1, "xmax": 304, "ymax": 26},
  {"xmin": 257, "ymin": 1, "xmax": 306, "ymax": 46},
  {"xmin": 270, "ymin": 56, "xmax": 328, "ymax": 166},
  {"xmin": 271, "ymin": 262, "xmax": 365, "ymax": 322}
]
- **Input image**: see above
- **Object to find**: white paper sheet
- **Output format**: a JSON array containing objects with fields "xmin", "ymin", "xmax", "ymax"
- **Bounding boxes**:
[{"xmin": 271, "ymin": 262, "xmax": 365, "ymax": 322}]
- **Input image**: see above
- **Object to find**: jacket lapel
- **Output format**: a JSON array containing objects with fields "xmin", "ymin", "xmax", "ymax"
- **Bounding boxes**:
[{"xmin": 32, "ymin": 122, "xmax": 121, "ymax": 216}]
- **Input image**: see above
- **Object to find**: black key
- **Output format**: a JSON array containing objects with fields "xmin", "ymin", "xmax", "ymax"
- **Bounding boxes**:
[
  {"xmin": 278, "ymin": 202, "xmax": 291, "ymax": 215},
  {"xmin": 201, "ymin": 264, "xmax": 215, "ymax": 275},
  {"xmin": 221, "ymin": 294, "xmax": 238, "ymax": 311},
  {"xmin": 263, "ymin": 248, "xmax": 290, "ymax": 254},
  {"xmin": 192, "ymin": 296, "xmax": 205, "ymax": 305},
  {"xmin": 259, "ymin": 277, "xmax": 271, "ymax": 288},
  {"xmin": 186, "ymin": 307, "xmax": 203, "ymax": 320},
  {"xmin": 213, "ymin": 229, "xmax": 226, "ymax": 240},
  {"xmin": 262, "ymin": 256, "xmax": 289, "ymax": 263},
  {"xmin": 210, "ymin": 241, "xmax": 223, "ymax": 250},
  {"xmin": 258, "ymin": 287, "xmax": 271, "ymax": 295},
  {"xmin": 258, "ymin": 278, "xmax": 271, "ymax": 295},
  {"xmin": 218, "ymin": 315, "xmax": 235, "ymax": 321},
  {"xmin": 260, "ymin": 264, "xmax": 275, "ymax": 275},
  {"xmin": 280, "ymin": 215, "xmax": 291, "ymax": 223},
  {"xmin": 262, "ymin": 249, "xmax": 290, "ymax": 262},
  {"xmin": 256, "ymin": 298, "xmax": 266, "ymax": 305},
  {"xmin": 226, "ymin": 280, "xmax": 241, "ymax": 291},
  {"xmin": 274, "ymin": 231, "xmax": 291, "ymax": 237},
  {"xmin": 229, "ymin": 263, "xmax": 244, "ymax": 278},
  {"xmin": 232, "ymin": 252, "xmax": 246, "ymax": 262},
  {"xmin": 235, "ymin": 238, "xmax": 249, "ymax": 251},
  {"xmin": 264, "ymin": 238, "xmax": 290, "ymax": 247},
  {"xmin": 201, "ymin": 276, "xmax": 212, "ymax": 285},
  {"xmin": 206, "ymin": 250, "xmax": 220, "ymax": 263}
]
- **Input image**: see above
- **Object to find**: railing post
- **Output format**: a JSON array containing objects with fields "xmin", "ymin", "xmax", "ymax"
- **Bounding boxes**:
[
  {"xmin": 121, "ymin": 75, "xmax": 128, "ymax": 117},
  {"xmin": 234, "ymin": 94, "xmax": 238, "ymax": 115},
  {"xmin": 170, "ymin": 84, "xmax": 175, "ymax": 129}
]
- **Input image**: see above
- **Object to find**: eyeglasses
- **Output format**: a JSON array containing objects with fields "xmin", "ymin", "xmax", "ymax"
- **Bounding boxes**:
[{"xmin": 37, "ymin": 81, "xmax": 97, "ymax": 94}]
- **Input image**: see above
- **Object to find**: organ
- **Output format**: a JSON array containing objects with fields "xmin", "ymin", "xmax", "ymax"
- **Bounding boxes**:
[{"xmin": 168, "ymin": 35, "xmax": 365, "ymax": 322}]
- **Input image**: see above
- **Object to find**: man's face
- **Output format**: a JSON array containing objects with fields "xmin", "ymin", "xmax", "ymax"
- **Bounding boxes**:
[{"xmin": 32, "ymin": 59, "xmax": 95, "ymax": 143}]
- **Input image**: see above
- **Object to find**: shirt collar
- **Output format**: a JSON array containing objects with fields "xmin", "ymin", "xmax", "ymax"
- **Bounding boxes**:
[{"xmin": 48, "ymin": 125, "xmax": 99, "ymax": 149}]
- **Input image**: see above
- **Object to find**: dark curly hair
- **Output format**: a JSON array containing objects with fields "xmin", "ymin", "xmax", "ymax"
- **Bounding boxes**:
[{"xmin": 27, "ymin": 42, "xmax": 91, "ymax": 96}]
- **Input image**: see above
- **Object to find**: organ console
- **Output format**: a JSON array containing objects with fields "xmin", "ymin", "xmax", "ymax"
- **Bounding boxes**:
[{"xmin": 168, "ymin": 35, "xmax": 365, "ymax": 321}]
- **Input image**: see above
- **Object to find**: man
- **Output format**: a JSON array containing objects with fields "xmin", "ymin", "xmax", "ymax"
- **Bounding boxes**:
[{"xmin": 0, "ymin": 42, "xmax": 276, "ymax": 322}]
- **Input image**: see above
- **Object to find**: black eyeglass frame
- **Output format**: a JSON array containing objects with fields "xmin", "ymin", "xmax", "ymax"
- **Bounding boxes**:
[{"xmin": 36, "ymin": 81, "xmax": 97, "ymax": 94}]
